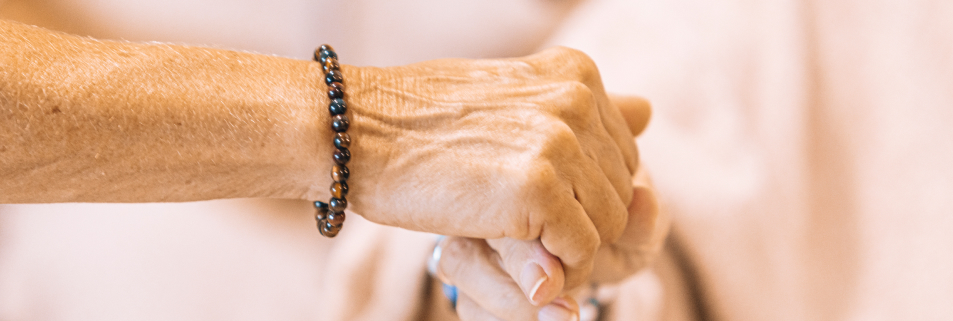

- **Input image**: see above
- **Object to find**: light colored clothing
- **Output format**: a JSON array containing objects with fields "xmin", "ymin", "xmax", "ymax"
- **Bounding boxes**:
[
  {"xmin": 0, "ymin": 201, "xmax": 435, "ymax": 320},
  {"xmin": 2, "ymin": 0, "xmax": 951, "ymax": 320},
  {"xmin": 549, "ymin": 0, "xmax": 953, "ymax": 319}
]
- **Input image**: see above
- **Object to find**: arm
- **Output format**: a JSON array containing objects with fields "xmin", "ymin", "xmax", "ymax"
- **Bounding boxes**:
[
  {"xmin": 1, "ymin": 20, "xmax": 642, "ymax": 282},
  {"xmin": 0, "ymin": 20, "xmax": 330, "ymax": 202}
]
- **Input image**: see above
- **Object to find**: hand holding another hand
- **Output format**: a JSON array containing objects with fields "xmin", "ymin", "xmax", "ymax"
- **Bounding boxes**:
[
  {"xmin": 344, "ymin": 47, "xmax": 643, "ymax": 284},
  {"xmin": 430, "ymin": 96, "xmax": 668, "ymax": 321},
  {"xmin": 2, "ymin": 23, "xmax": 638, "ymax": 274}
]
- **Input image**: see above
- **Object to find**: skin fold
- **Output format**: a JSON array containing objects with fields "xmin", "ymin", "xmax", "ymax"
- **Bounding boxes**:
[
  {"xmin": 0, "ymin": 19, "xmax": 653, "ymax": 315},
  {"xmin": 433, "ymin": 101, "xmax": 669, "ymax": 321}
]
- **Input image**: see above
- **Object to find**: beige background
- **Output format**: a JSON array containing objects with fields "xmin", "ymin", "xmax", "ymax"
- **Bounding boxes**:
[{"xmin": 2, "ymin": 0, "xmax": 952, "ymax": 320}]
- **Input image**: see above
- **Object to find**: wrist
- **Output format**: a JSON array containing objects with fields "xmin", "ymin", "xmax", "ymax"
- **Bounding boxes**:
[
  {"xmin": 279, "ymin": 60, "xmax": 394, "ymax": 214},
  {"xmin": 329, "ymin": 64, "xmax": 395, "ymax": 216}
]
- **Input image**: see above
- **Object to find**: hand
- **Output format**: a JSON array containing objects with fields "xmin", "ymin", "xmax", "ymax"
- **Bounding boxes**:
[
  {"xmin": 434, "ymin": 171, "xmax": 665, "ymax": 321},
  {"xmin": 438, "ymin": 172, "xmax": 668, "ymax": 321},
  {"xmin": 344, "ymin": 47, "xmax": 640, "ymax": 286},
  {"xmin": 430, "ymin": 96, "xmax": 667, "ymax": 320},
  {"xmin": 435, "ymin": 237, "xmax": 577, "ymax": 321}
]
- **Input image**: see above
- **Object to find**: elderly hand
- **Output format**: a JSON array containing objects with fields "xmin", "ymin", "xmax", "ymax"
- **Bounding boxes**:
[
  {"xmin": 1, "ymin": 21, "xmax": 637, "ymax": 282},
  {"xmin": 430, "ymin": 96, "xmax": 668, "ymax": 321},
  {"xmin": 433, "ymin": 172, "xmax": 665, "ymax": 321},
  {"xmin": 344, "ymin": 48, "xmax": 641, "ymax": 283}
]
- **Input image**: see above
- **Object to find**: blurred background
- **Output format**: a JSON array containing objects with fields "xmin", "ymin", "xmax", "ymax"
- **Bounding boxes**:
[{"xmin": 1, "ymin": 0, "xmax": 951, "ymax": 320}]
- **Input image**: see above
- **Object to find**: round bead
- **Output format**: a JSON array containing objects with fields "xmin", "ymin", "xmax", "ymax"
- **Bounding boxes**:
[
  {"xmin": 331, "ymin": 164, "xmax": 350, "ymax": 182},
  {"xmin": 333, "ymin": 132, "xmax": 351, "ymax": 149},
  {"xmin": 329, "ymin": 197, "xmax": 348, "ymax": 212},
  {"xmin": 333, "ymin": 148, "xmax": 351, "ymax": 164},
  {"xmin": 319, "ymin": 44, "xmax": 335, "ymax": 53},
  {"xmin": 331, "ymin": 181, "xmax": 349, "ymax": 199},
  {"xmin": 318, "ymin": 49, "xmax": 338, "ymax": 64},
  {"xmin": 312, "ymin": 49, "xmax": 322, "ymax": 62},
  {"xmin": 314, "ymin": 205, "xmax": 329, "ymax": 221},
  {"xmin": 325, "ymin": 70, "xmax": 344, "ymax": 85},
  {"xmin": 320, "ymin": 221, "xmax": 340, "ymax": 237},
  {"xmin": 327, "ymin": 211, "xmax": 346, "ymax": 225},
  {"xmin": 314, "ymin": 200, "xmax": 328, "ymax": 209},
  {"xmin": 323, "ymin": 59, "xmax": 340, "ymax": 74},
  {"xmin": 329, "ymin": 98, "xmax": 347, "ymax": 115},
  {"xmin": 327, "ymin": 82, "xmax": 345, "ymax": 99},
  {"xmin": 332, "ymin": 114, "xmax": 350, "ymax": 132}
]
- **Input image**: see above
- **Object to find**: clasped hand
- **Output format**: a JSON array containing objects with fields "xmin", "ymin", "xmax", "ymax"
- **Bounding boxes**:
[
  {"xmin": 340, "ymin": 47, "xmax": 665, "ymax": 320},
  {"xmin": 432, "ymin": 96, "xmax": 664, "ymax": 321}
]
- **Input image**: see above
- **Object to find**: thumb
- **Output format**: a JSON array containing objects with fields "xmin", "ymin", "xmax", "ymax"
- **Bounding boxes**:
[{"xmin": 609, "ymin": 94, "xmax": 652, "ymax": 137}]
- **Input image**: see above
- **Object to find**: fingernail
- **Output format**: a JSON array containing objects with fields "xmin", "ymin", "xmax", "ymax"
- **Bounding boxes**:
[
  {"xmin": 520, "ymin": 262, "xmax": 548, "ymax": 305},
  {"xmin": 537, "ymin": 299, "xmax": 579, "ymax": 321}
]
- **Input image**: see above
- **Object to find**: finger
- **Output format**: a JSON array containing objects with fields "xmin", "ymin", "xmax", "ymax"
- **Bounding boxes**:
[
  {"xmin": 522, "ymin": 48, "xmax": 651, "ymax": 139},
  {"xmin": 594, "ymin": 92, "xmax": 641, "ymax": 179},
  {"xmin": 594, "ymin": 93, "xmax": 645, "ymax": 181},
  {"xmin": 438, "ymin": 237, "xmax": 541, "ymax": 321},
  {"xmin": 538, "ymin": 297, "xmax": 580, "ymax": 321},
  {"xmin": 608, "ymin": 94, "xmax": 652, "ymax": 137},
  {"xmin": 574, "ymin": 123, "xmax": 635, "ymax": 229},
  {"xmin": 542, "ymin": 85, "xmax": 632, "ymax": 243},
  {"xmin": 456, "ymin": 294, "xmax": 505, "ymax": 321},
  {"xmin": 568, "ymin": 145, "xmax": 631, "ymax": 245},
  {"xmin": 511, "ymin": 159, "xmax": 603, "ymax": 291},
  {"xmin": 544, "ymin": 138, "xmax": 628, "ymax": 288},
  {"xmin": 590, "ymin": 167, "xmax": 669, "ymax": 284},
  {"xmin": 520, "ymin": 49, "xmax": 637, "ymax": 244},
  {"xmin": 485, "ymin": 238, "xmax": 565, "ymax": 306},
  {"xmin": 458, "ymin": 292, "xmax": 581, "ymax": 321},
  {"xmin": 531, "ymin": 178, "xmax": 602, "ymax": 290},
  {"xmin": 565, "ymin": 85, "xmax": 638, "ymax": 216},
  {"xmin": 519, "ymin": 47, "xmax": 605, "ymax": 90},
  {"xmin": 523, "ymin": 47, "xmax": 642, "ymax": 182}
]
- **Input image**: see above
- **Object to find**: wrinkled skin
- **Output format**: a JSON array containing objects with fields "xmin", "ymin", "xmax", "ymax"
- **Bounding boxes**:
[
  {"xmin": 346, "ymin": 48, "xmax": 642, "ymax": 284},
  {"xmin": 0, "ymin": 20, "xmax": 639, "ymax": 296},
  {"xmin": 434, "ymin": 99, "xmax": 670, "ymax": 321}
]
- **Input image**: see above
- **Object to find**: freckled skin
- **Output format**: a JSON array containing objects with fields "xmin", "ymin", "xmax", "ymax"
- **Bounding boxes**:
[
  {"xmin": 0, "ymin": 20, "xmax": 640, "ymax": 289},
  {"xmin": 0, "ymin": 21, "xmax": 330, "ymax": 203}
]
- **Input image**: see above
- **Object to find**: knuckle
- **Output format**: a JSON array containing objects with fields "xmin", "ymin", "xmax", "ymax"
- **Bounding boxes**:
[
  {"xmin": 565, "ymin": 80, "xmax": 594, "ymax": 98},
  {"xmin": 527, "ymin": 47, "xmax": 601, "ymax": 83},
  {"xmin": 561, "ymin": 47, "xmax": 595, "ymax": 65},
  {"xmin": 556, "ymin": 81, "xmax": 598, "ymax": 127},
  {"xmin": 559, "ymin": 47, "xmax": 600, "ymax": 82},
  {"xmin": 540, "ymin": 122, "xmax": 587, "ymax": 170},
  {"xmin": 515, "ymin": 120, "xmax": 579, "ymax": 172},
  {"xmin": 544, "ymin": 121, "xmax": 580, "ymax": 149},
  {"xmin": 506, "ymin": 155, "xmax": 573, "ymax": 240},
  {"xmin": 512, "ymin": 163, "xmax": 560, "ymax": 237},
  {"xmin": 438, "ymin": 237, "xmax": 474, "ymax": 279}
]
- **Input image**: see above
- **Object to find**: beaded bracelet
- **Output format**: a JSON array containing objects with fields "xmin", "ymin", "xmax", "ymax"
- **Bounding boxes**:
[{"xmin": 313, "ymin": 44, "xmax": 350, "ymax": 238}]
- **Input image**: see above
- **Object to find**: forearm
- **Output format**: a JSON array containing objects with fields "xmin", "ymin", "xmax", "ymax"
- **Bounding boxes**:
[
  {"xmin": 0, "ymin": 21, "xmax": 645, "ymax": 277},
  {"xmin": 0, "ymin": 20, "xmax": 332, "ymax": 203}
]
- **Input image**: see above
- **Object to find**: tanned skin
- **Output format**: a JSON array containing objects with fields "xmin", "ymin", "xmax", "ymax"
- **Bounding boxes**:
[{"xmin": 0, "ymin": 19, "xmax": 648, "ymax": 295}]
